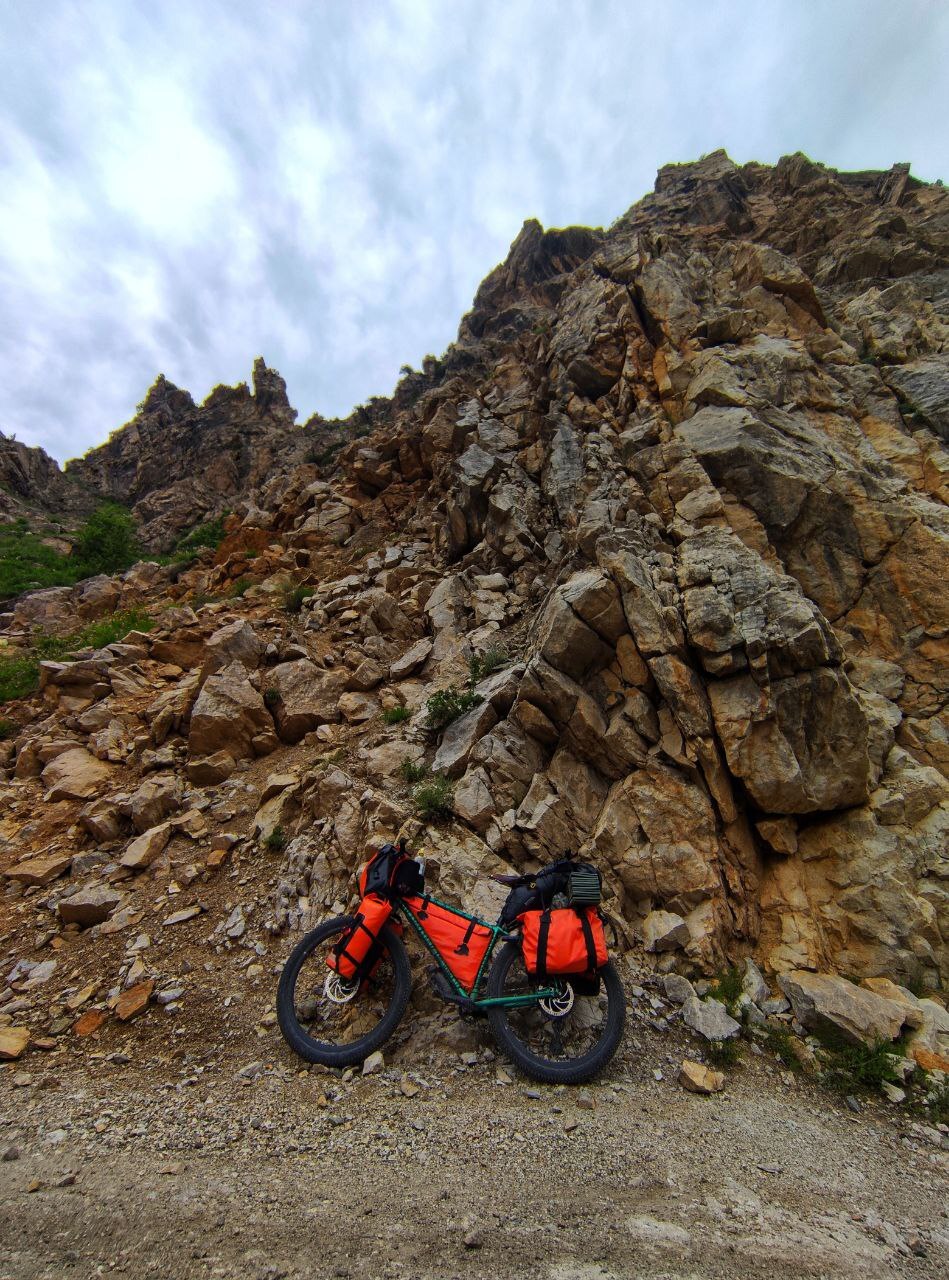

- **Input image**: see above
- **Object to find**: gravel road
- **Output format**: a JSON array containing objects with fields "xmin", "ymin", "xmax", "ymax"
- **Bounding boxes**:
[{"xmin": 2, "ymin": 1004, "xmax": 947, "ymax": 1280}]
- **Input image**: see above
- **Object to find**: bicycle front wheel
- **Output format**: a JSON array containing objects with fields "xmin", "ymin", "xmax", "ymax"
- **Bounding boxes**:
[
  {"xmin": 277, "ymin": 916, "xmax": 411, "ymax": 1067},
  {"xmin": 486, "ymin": 941, "xmax": 625, "ymax": 1084}
]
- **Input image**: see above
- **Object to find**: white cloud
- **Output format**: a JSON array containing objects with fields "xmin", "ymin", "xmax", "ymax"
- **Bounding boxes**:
[{"xmin": 0, "ymin": 0, "xmax": 946, "ymax": 461}]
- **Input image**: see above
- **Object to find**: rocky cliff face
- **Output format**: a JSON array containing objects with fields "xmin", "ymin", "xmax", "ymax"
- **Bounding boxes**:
[{"xmin": 1, "ymin": 153, "xmax": 947, "ymax": 1060}]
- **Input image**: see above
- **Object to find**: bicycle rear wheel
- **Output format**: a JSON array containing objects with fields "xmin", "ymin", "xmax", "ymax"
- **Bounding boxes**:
[
  {"xmin": 486, "ymin": 941, "xmax": 625, "ymax": 1084},
  {"xmin": 277, "ymin": 916, "xmax": 411, "ymax": 1067}
]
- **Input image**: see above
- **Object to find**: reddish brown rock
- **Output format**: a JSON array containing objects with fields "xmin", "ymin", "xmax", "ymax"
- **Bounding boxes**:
[{"xmin": 116, "ymin": 980, "xmax": 154, "ymax": 1022}]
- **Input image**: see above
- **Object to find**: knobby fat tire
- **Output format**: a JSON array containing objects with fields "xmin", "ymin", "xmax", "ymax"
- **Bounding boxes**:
[
  {"xmin": 485, "ymin": 941, "xmax": 626, "ymax": 1085},
  {"xmin": 277, "ymin": 917, "xmax": 412, "ymax": 1067}
]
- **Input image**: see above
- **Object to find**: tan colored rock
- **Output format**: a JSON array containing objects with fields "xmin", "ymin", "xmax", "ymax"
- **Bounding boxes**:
[
  {"xmin": 756, "ymin": 818, "xmax": 798, "ymax": 855},
  {"xmin": 73, "ymin": 1009, "xmax": 108, "ymax": 1037},
  {"xmin": 0, "ymin": 1028, "xmax": 30, "ymax": 1060},
  {"xmin": 779, "ymin": 970, "xmax": 921, "ymax": 1046},
  {"xmin": 389, "ymin": 638, "xmax": 434, "ymax": 680},
  {"xmin": 453, "ymin": 767, "xmax": 496, "ymax": 832},
  {"xmin": 267, "ymin": 660, "xmax": 346, "ymax": 743},
  {"xmin": 120, "ymin": 822, "xmax": 172, "ymax": 870},
  {"xmin": 642, "ymin": 910, "xmax": 690, "ymax": 952},
  {"xmin": 57, "ymin": 885, "xmax": 122, "ymax": 926},
  {"xmin": 187, "ymin": 751, "xmax": 236, "ymax": 784},
  {"xmin": 200, "ymin": 618, "xmax": 263, "ymax": 682},
  {"xmin": 6, "ymin": 853, "xmax": 73, "ymax": 887},
  {"xmin": 346, "ymin": 657, "xmax": 386, "ymax": 691},
  {"xmin": 188, "ymin": 661, "xmax": 276, "ymax": 758},
  {"xmin": 338, "ymin": 691, "xmax": 380, "ymax": 724},
  {"xmin": 127, "ymin": 775, "xmax": 181, "ymax": 833},
  {"xmin": 678, "ymin": 1060, "xmax": 724, "ymax": 1094},
  {"xmin": 432, "ymin": 700, "xmax": 499, "ymax": 779},
  {"xmin": 41, "ymin": 748, "xmax": 114, "ymax": 801},
  {"xmin": 709, "ymin": 670, "xmax": 870, "ymax": 813}
]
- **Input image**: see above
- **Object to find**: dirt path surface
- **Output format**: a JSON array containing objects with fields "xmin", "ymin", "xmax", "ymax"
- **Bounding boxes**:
[{"xmin": 2, "ymin": 1007, "xmax": 947, "ymax": 1280}]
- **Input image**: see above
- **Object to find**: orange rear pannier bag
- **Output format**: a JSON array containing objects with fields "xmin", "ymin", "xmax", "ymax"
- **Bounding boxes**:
[
  {"xmin": 326, "ymin": 893, "xmax": 393, "ymax": 980},
  {"xmin": 403, "ymin": 896, "xmax": 492, "ymax": 992},
  {"xmin": 519, "ymin": 907, "xmax": 608, "ymax": 977}
]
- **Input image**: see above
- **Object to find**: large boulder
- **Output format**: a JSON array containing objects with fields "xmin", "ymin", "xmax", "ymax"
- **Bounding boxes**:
[
  {"xmin": 200, "ymin": 618, "xmax": 264, "ymax": 682},
  {"xmin": 778, "ymin": 970, "xmax": 922, "ymax": 1046},
  {"xmin": 432, "ymin": 701, "xmax": 499, "ymax": 778},
  {"xmin": 267, "ymin": 660, "xmax": 346, "ymax": 744},
  {"xmin": 41, "ymin": 749, "xmax": 114, "ymax": 801},
  {"xmin": 57, "ymin": 885, "xmax": 122, "ymax": 926},
  {"xmin": 708, "ymin": 668, "xmax": 870, "ymax": 813},
  {"xmin": 188, "ymin": 661, "xmax": 277, "ymax": 759}
]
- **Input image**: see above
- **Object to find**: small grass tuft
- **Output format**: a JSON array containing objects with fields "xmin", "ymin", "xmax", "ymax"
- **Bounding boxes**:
[
  {"xmin": 763, "ymin": 1024, "xmax": 803, "ymax": 1073},
  {"xmin": 425, "ymin": 686, "xmax": 482, "ymax": 732},
  {"xmin": 399, "ymin": 758, "xmax": 427, "ymax": 784},
  {"xmin": 382, "ymin": 705, "xmax": 411, "ymax": 725},
  {"xmin": 468, "ymin": 645, "xmax": 509, "ymax": 683},
  {"xmin": 0, "ymin": 717, "xmax": 17, "ymax": 740},
  {"xmin": 919, "ymin": 1074, "xmax": 949, "ymax": 1125},
  {"xmin": 263, "ymin": 826, "xmax": 287, "ymax": 853},
  {"xmin": 0, "ymin": 654, "xmax": 41, "ymax": 703},
  {"xmin": 705, "ymin": 1038, "xmax": 742, "ymax": 1069},
  {"xmin": 263, "ymin": 686, "xmax": 282, "ymax": 708},
  {"xmin": 412, "ymin": 774, "xmax": 454, "ymax": 822},
  {"xmin": 283, "ymin": 583, "xmax": 315, "ymax": 614},
  {"xmin": 229, "ymin": 577, "xmax": 252, "ymax": 599}
]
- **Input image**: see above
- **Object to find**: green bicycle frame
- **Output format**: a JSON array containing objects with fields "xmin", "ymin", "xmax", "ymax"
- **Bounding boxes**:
[{"xmin": 394, "ymin": 894, "xmax": 560, "ymax": 1009}]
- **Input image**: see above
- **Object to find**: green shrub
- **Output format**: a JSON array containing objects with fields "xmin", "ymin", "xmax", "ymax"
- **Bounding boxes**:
[
  {"xmin": 174, "ymin": 514, "xmax": 228, "ymax": 556},
  {"xmin": 763, "ymin": 1024, "xmax": 802, "ymax": 1073},
  {"xmin": 71, "ymin": 504, "xmax": 139, "ymax": 577},
  {"xmin": 0, "ymin": 505, "xmax": 142, "ymax": 600},
  {"xmin": 468, "ymin": 646, "xmax": 509, "ymax": 683},
  {"xmin": 382, "ymin": 705, "xmax": 411, "ymax": 725},
  {"xmin": 919, "ymin": 1074, "xmax": 949, "ymax": 1125},
  {"xmin": 283, "ymin": 583, "xmax": 315, "ymax": 614},
  {"xmin": 0, "ymin": 519, "xmax": 79, "ymax": 599},
  {"xmin": 263, "ymin": 686, "xmax": 282, "ymax": 708},
  {"xmin": 412, "ymin": 774, "xmax": 454, "ymax": 822},
  {"xmin": 0, "ymin": 717, "xmax": 16, "ymax": 740},
  {"xmin": 264, "ymin": 826, "xmax": 287, "ymax": 853},
  {"xmin": 399, "ymin": 758, "xmax": 427, "ymax": 784},
  {"xmin": 709, "ymin": 966, "xmax": 744, "ymax": 1017},
  {"xmin": 706, "ymin": 1038, "xmax": 742, "ymax": 1069},
  {"xmin": 425, "ymin": 686, "xmax": 482, "ymax": 732},
  {"xmin": 0, "ymin": 608, "xmax": 152, "ymax": 705},
  {"xmin": 817, "ymin": 1031, "xmax": 903, "ymax": 1094},
  {"xmin": 229, "ymin": 577, "xmax": 252, "ymax": 599},
  {"xmin": 0, "ymin": 654, "xmax": 40, "ymax": 703}
]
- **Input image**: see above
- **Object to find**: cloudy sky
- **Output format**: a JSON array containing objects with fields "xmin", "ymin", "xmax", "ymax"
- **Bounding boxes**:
[{"xmin": 1, "ymin": 1, "xmax": 947, "ymax": 463}]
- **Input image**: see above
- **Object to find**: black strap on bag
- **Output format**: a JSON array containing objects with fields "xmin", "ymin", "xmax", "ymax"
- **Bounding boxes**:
[
  {"xmin": 535, "ymin": 909, "xmax": 552, "ymax": 977},
  {"xmin": 454, "ymin": 918, "xmax": 477, "ymax": 956},
  {"xmin": 331, "ymin": 912, "xmax": 377, "ymax": 972},
  {"xmin": 577, "ymin": 908, "xmax": 598, "ymax": 972}
]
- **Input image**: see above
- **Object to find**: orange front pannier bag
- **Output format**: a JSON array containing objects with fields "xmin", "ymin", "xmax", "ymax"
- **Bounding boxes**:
[
  {"xmin": 403, "ymin": 896, "xmax": 492, "ymax": 992},
  {"xmin": 519, "ymin": 907, "xmax": 608, "ymax": 977},
  {"xmin": 326, "ymin": 893, "xmax": 393, "ymax": 980}
]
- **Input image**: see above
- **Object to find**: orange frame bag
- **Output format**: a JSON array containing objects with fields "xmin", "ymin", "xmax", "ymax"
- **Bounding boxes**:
[{"xmin": 519, "ymin": 906, "xmax": 608, "ymax": 977}]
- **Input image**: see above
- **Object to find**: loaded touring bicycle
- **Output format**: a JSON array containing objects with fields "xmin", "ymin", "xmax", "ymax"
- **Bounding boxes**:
[{"xmin": 277, "ymin": 840, "xmax": 626, "ymax": 1083}]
